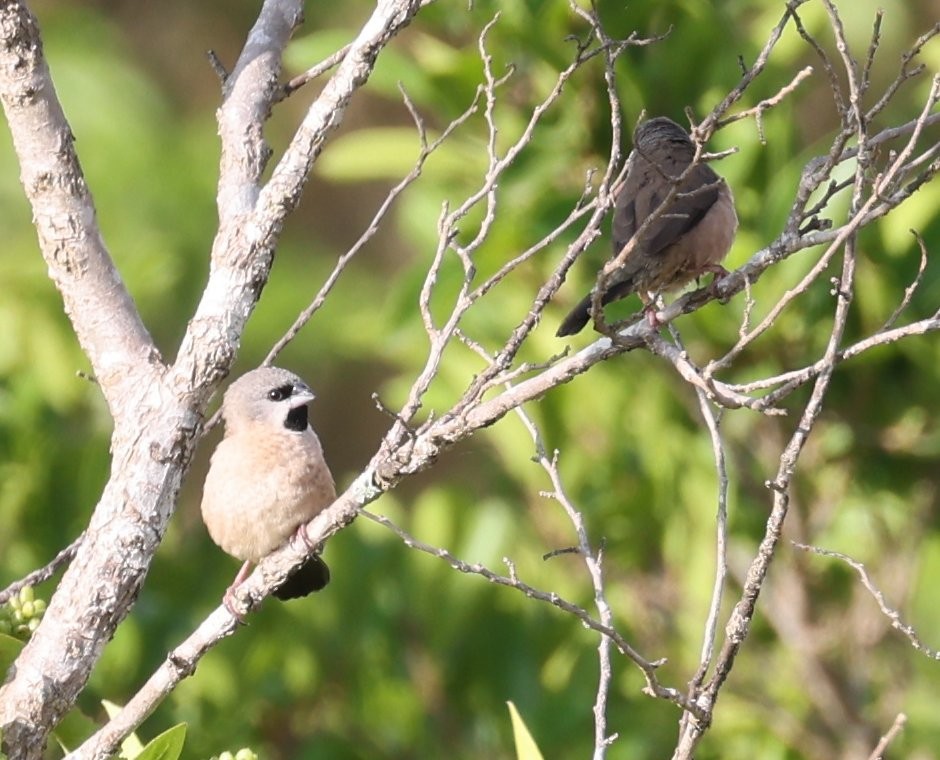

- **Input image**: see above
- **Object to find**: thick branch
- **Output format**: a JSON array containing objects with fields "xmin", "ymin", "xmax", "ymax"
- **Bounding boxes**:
[{"xmin": 0, "ymin": 1, "xmax": 157, "ymax": 406}]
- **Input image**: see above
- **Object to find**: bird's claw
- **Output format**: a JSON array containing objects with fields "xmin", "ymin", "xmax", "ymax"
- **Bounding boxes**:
[
  {"xmin": 221, "ymin": 560, "xmax": 252, "ymax": 623},
  {"xmin": 222, "ymin": 587, "xmax": 249, "ymax": 624},
  {"xmin": 290, "ymin": 523, "xmax": 316, "ymax": 553}
]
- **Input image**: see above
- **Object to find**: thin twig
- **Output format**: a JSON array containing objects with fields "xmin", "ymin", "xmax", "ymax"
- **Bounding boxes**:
[
  {"xmin": 716, "ymin": 65, "xmax": 814, "ymax": 141},
  {"xmin": 359, "ymin": 508, "xmax": 704, "ymax": 718},
  {"xmin": 0, "ymin": 535, "xmax": 84, "ymax": 606},
  {"xmin": 866, "ymin": 713, "xmax": 908, "ymax": 760},
  {"xmin": 794, "ymin": 543, "xmax": 940, "ymax": 659},
  {"xmin": 881, "ymin": 229, "xmax": 930, "ymax": 330},
  {"xmin": 458, "ymin": 328, "xmax": 624, "ymax": 757},
  {"xmin": 280, "ymin": 43, "xmax": 351, "ymax": 99},
  {"xmin": 265, "ymin": 82, "xmax": 485, "ymax": 364}
]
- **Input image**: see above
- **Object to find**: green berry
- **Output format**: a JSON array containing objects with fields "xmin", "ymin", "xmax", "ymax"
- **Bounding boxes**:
[{"xmin": 18, "ymin": 586, "xmax": 34, "ymax": 604}]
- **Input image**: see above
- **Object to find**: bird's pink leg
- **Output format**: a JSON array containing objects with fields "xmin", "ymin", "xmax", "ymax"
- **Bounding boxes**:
[
  {"xmin": 223, "ymin": 560, "xmax": 253, "ymax": 620},
  {"xmin": 638, "ymin": 293, "xmax": 663, "ymax": 328}
]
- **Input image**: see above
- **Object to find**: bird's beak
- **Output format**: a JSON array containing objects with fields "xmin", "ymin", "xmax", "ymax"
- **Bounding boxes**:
[{"xmin": 290, "ymin": 383, "xmax": 315, "ymax": 407}]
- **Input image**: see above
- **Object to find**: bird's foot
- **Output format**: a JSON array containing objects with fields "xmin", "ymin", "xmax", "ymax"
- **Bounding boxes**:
[
  {"xmin": 643, "ymin": 305, "xmax": 663, "ymax": 328},
  {"xmin": 700, "ymin": 264, "xmax": 730, "ymax": 291},
  {"xmin": 222, "ymin": 588, "xmax": 249, "ymax": 624},
  {"xmin": 693, "ymin": 265, "xmax": 731, "ymax": 302},
  {"xmin": 290, "ymin": 523, "xmax": 317, "ymax": 553},
  {"xmin": 636, "ymin": 293, "xmax": 664, "ymax": 329},
  {"xmin": 222, "ymin": 561, "xmax": 252, "ymax": 623},
  {"xmin": 708, "ymin": 266, "xmax": 731, "ymax": 302},
  {"xmin": 702, "ymin": 264, "xmax": 730, "ymax": 278}
]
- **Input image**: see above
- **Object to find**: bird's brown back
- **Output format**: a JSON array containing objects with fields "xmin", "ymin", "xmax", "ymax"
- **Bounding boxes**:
[{"xmin": 612, "ymin": 126, "xmax": 723, "ymax": 294}]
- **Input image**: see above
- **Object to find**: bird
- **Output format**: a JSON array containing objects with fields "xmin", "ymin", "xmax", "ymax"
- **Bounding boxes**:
[
  {"xmin": 556, "ymin": 116, "xmax": 737, "ymax": 337},
  {"xmin": 200, "ymin": 366, "xmax": 336, "ymax": 608}
]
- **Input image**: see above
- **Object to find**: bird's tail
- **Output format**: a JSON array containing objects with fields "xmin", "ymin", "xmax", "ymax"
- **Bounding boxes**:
[
  {"xmin": 273, "ymin": 554, "xmax": 331, "ymax": 599},
  {"xmin": 555, "ymin": 280, "xmax": 636, "ymax": 337},
  {"xmin": 555, "ymin": 294, "xmax": 594, "ymax": 337}
]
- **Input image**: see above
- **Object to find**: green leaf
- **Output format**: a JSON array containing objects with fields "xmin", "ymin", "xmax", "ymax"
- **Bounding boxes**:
[
  {"xmin": 51, "ymin": 707, "xmax": 99, "ymax": 753},
  {"xmin": 0, "ymin": 632, "xmax": 23, "ymax": 677},
  {"xmin": 102, "ymin": 700, "xmax": 145, "ymax": 759},
  {"xmin": 507, "ymin": 701, "xmax": 545, "ymax": 760},
  {"xmin": 131, "ymin": 723, "xmax": 187, "ymax": 760}
]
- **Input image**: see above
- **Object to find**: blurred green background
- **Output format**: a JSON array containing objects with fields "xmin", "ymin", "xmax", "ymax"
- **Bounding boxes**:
[{"xmin": 1, "ymin": 0, "xmax": 938, "ymax": 757}]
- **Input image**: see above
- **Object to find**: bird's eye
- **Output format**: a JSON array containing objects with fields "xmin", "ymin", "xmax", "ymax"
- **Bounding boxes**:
[{"xmin": 267, "ymin": 384, "xmax": 292, "ymax": 402}]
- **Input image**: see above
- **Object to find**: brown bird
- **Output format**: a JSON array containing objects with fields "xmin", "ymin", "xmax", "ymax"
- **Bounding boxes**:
[
  {"xmin": 200, "ymin": 366, "xmax": 336, "ymax": 607},
  {"xmin": 556, "ymin": 116, "xmax": 737, "ymax": 336}
]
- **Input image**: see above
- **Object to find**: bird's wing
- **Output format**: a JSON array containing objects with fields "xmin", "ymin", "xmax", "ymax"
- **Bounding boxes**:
[{"xmin": 632, "ymin": 163, "xmax": 722, "ymax": 258}]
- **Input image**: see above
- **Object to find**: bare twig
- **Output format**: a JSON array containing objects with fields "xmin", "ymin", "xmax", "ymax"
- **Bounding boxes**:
[
  {"xmin": 716, "ymin": 65, "xmax": 814, "ymax": 141},
  {"xmin": 676, "ymin": 379, "xmax": 730, "ymax": 744},
  {"xmin": 721, "ymin": 312, "xmax": 940, "ymax": 403},
  {"xmin": 359, "ymin": 508, "xmax": 704, "ymax": 719},
  {"xmin": 883, "ymin": 230, "xmax": 931, "ymax": 330},
  {"xmin": 794, "ymin": 543, "xmax": 940, "ymax": 659},
  {"xmin": 0, "ymin": 536, "xmax": 84, "ymax": 606},
  {"xmin": 647, "ymin": 334, "xmax": 786, "ymax": 414},
  {"xmin": 280, "ymin": 43, "xmax": 351, "ymax": 98},
  {"xmin": 458, "ymin": 331, "xmax": 625, "ymax": 757},
  {"xmin": 265, "ymin": 83, "xmax": 485, "ymax": 364},
  {"xmin": 866, "ymin": 713, "xmax": 908, "ymax": 760}
]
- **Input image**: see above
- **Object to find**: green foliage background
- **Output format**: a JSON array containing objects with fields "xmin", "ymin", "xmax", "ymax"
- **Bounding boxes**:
[{"xmin": 1, "ymin": 0, "xmax": 938, "ymax": 757}]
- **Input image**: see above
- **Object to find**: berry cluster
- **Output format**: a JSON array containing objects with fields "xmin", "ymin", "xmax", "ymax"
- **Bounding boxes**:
[
  {"xmin": 210, "ymin": 750, "xmax": 258, "ymax": 760},
  {"xmin": 0, "ymin": 586, "xmax": 46, "ymax": 641}
]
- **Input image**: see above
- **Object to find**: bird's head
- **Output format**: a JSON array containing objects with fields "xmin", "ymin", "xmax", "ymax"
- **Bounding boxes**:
[
  {"xmin": 221, "ymin": 366, "xmax": 315, "ymax": 434},
  {"xmin": 633, "ymin": 116, "xmax": 693, "ymax": 153}
]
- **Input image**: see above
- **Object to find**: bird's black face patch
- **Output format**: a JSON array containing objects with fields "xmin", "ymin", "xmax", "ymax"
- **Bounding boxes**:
[
  {"xmin": 284, "ymin": 403, "xmax": 309, "ymax": 432},
  {"xmin": 268, "ymin": 383, "xmax": 293, "ymax": 402}
]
